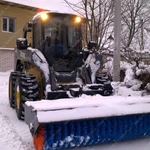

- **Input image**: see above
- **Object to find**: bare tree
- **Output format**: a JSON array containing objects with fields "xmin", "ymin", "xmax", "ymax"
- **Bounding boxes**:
[
  {"xmin": 118, "ymin": 0, "xmax": 150, "ymax": 68},
  {"xmin": 121, "ymin": 0, "xmax": 150, "ymax": 51},
  {"xmin": 64, "ymin": 0, "xmax": 114, "ymax": 51},
  {"xmin": 64, "ymin": 0, "xmax": 150, "ymax": 58}
]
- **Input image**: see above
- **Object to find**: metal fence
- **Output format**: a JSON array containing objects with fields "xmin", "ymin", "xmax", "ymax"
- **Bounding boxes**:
[{"xmin": 0, "ymin": 48, "xmax": 14, "ymax": 72}]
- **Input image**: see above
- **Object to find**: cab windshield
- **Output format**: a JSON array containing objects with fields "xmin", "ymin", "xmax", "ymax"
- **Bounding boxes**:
[
  {"xmin": 44, "ymin": 14, "xmax": 82, "ymax": 56},
  {"xmin": 42, "ymin": 13, "xmax": 83, "ymax": 71}
]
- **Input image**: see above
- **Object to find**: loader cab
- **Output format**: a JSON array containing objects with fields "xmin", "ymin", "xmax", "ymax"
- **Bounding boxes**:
[
  {"xmin": 27, "ymin": 11, "xmax": 85, "ymax": 71},
  {"xmin": 33, "ymin": 12, "xmax": 83, "ymax": 50}
]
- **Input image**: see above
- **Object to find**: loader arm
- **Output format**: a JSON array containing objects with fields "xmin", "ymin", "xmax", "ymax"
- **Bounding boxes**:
[{"xmin": 14, "ymin": 47, "xmax": 51, "ymax": 91}]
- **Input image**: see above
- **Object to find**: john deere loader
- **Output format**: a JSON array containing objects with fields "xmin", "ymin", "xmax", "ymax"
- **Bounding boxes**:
[{"xmin": 8, "ymin": 11, "xmax": 150, "ymax": 150}]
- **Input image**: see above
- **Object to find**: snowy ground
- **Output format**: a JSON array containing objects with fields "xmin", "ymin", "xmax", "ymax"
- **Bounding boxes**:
[{"xmin": 0, "ymin": 71, "xmax": 150, "ymax": 150}]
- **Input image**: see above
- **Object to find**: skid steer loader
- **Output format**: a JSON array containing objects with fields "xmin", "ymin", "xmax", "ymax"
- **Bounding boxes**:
[
  {"xmin": 9, "ymin": 11, "xmax": 112, "ymax": 118},
  {"xmin": 8, "ymin": 11, "xmax": 113, "ymax": 149},
  {"xmin": 9, "ymin": 11, "xmax": 150, "ymax": 150}
]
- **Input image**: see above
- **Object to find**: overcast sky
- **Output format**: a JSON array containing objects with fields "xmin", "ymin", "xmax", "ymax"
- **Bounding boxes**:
[{"xmin": 5, "ymin": 0, "xmax": 79, "ymax": 13}]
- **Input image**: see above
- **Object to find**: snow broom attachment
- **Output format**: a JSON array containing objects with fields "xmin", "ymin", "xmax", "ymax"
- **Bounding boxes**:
[{"xmin": 25, "ymin": 96, "xmax": 150, "ymax": 150}]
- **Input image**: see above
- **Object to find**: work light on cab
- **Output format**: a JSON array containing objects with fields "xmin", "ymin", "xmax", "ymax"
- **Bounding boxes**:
[
  {"xmin": 75, "ymin": 16, "xmax": 81, "ymax": 23},
  {"xmin": 41, "ymin": 13, "xmax": 48, "ymax": 21}
]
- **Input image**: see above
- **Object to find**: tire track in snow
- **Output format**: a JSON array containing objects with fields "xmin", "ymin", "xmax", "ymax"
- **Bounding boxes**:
[
  {"xmin": 0, "ymin": 79, "xmax": 34, "ymax": 150},
  {"xmin": 0, "ymin": 111, "xmax": 33, "ymax": 150},
  {"xmin": 0, "ymin": 98, "xmax": 34, "ymax": 150}
]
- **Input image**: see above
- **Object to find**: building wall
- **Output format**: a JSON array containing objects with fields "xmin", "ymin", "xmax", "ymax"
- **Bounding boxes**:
[{"xmin": 0, "ymin": 4, "xmax": 37, "ymax": 48}]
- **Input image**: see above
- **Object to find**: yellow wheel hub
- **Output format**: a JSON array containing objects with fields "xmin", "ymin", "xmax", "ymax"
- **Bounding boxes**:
[
  {"xmin": 9, "ymin": 81, "xmax": 12, "ymax": 99},
  {"xmin": 16, "ymin": 85, "xmax": 20, "ymax": 109}
]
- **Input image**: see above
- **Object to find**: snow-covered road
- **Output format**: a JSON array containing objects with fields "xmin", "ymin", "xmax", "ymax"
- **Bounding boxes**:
[
  {"xmin": 0, "ymin": 72, "xmax": 34, "ymax": 150},
  {"xmin": 0, "ymin": 71, "xmax": 150, "ymax": 150}
]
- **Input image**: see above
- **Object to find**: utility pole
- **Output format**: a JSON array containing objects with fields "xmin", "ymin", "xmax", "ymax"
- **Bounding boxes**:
[
  {"xmin": 113, "ymin": 0, "xmax": 121, "ymax": 82},
  {"xmin": 140, "ymin": 18, "xmax": 144, "ymax": 50}
]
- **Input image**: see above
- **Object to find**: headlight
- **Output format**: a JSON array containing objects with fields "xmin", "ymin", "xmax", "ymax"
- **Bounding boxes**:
[
  {"xmin": 41, "ymin": 13, "xmax": 48, "ymax": 21},
  {"xmin": 75, "ymin": 16, "xmax": 81, "ymax": 23}
]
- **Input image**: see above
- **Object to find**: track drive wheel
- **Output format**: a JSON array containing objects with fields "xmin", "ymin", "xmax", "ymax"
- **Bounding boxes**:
[
  {"xmin": 14, "ymin": 73, "xmax": 39, "ymax": 120},
  {"xmin": 9, "ymin": 72, "xmax": 18, "ymax": 108}
]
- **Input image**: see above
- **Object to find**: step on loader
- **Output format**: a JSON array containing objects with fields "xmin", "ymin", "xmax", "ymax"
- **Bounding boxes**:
[{"xmin": 9, "ymin": 11, "xmax": 150, "ymax": 150}]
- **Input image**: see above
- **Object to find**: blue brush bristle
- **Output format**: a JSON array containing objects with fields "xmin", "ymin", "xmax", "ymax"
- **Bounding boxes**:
[{"xmin": 44, "ymin": 114, "xmax": 150, "ymax": 150}]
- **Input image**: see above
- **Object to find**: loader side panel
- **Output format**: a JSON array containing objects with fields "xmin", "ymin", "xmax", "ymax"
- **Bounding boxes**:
[{"xmin": 14, "ymin": 48, "xmax": 32, "ymax": 71}]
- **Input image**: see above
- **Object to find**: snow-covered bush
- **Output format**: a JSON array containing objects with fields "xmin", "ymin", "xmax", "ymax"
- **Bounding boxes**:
[
  {"xmin": 124, "ymin": 67, "xmax": 142, "ymax": 91},
  {"xmin": 102, "ymin": 57, "xmax": 113, "ymax": 78},
  {"xmin": 103, "ymin": 58, "xmax": 150, "ymax": 92},
  {"xmin": 103, "ymin": 58, "xmax": 135, "ymax": 82},
  {"xmin": 135, "ymin": 64, "xmax": 150, "ymax": 92}
]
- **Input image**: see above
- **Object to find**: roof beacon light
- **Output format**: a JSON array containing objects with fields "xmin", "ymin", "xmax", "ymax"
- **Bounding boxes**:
[
  {"xmin": 75, "ymin": 16, "xmax": 81, "ymax": 23},
  {"xmin": 41, "ymin": 13, "xmax": 48, "ymax": 21}
]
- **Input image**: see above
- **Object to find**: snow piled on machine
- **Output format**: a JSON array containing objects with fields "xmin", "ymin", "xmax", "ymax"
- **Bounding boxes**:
[
  {"xmin": 84, "ymin": 52, "xmax": 101, "ymax": 83},
  {"xmin": 28, "ymin": 48, "xmax": 49, "ymax": 81},
  {"xmin": 28, "ymin": 47, "xmax": 51, "ymax": 92},
  {"xmin": 26, "ymin": 95, "xmax": 150, "ymax": 123}
]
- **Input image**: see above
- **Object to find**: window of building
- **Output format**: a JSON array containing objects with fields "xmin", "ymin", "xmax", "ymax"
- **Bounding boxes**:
[{"xmin": 2, "ymin": 17, "xmax": 15, "ymax": 33}]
